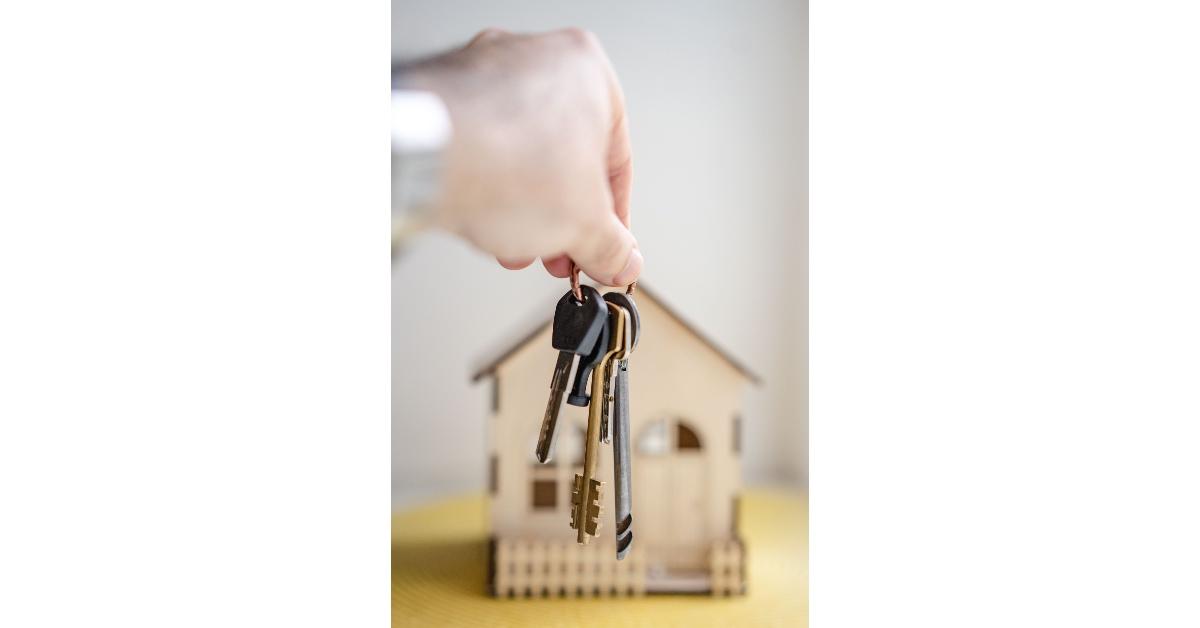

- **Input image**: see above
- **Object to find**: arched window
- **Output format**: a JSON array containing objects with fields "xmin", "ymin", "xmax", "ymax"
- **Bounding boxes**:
[
  {"xmin": 637, "ymin": 417, "xmax": 703, "ymax": 454},
  {"xmin": 676, "ymin": 422, "xmax": 702, "ymax": 450},
  {"xmin": 637, "ymin": 419, "xmax": 669, "ymax": 455}
]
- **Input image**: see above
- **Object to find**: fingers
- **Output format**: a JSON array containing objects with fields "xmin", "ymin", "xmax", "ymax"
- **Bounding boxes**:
[
  {"xmin": 541, "ymin": 255, "xmax": 572, "ymax": 278},
  {"xmin": 473, "ymin": 26, "xmax": 637, "ymax": 287},
  {"xmin": 586, "ymin": 29, "xmax": 632, "ymax": 229},
  {"xmin": 607, "ymin": 87, "xmax": 632, "ymax": 229},
  {"xmin": 608, "ymin": 114, "xmax": 632, "ymax": 230},
  {"xmin": 583, "ymin": 49, "xmax": 637, "ymax": 284},
  {"xmin": 496, "ymin": 256, "xmax": 535, "ymax": 270},
  {"xmin": 567, "ymin": 213, "xmax": 643, "ymax": 287}
]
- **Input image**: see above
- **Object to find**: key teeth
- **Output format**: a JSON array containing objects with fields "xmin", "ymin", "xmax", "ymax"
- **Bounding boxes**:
[
  {"xmin": 569, "ymin": 475, "xmax": 583, "ymax": 530},
  {"xmin": 583, "ymin": 479, "xmax": 603, "ymax": 535}
]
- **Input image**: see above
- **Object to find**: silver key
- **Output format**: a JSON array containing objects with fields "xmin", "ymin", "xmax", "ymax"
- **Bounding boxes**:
[
  {"xmin": 603, "ymin": 292, "xmax": 639, "ymax": 559},
  {"xmin": 599, "ymin": 358, "xmax": 614, "ymax": 444},
  {"xmin": 535, "ymin": 352, "xmax": 574, "ymax": 464},
  {"xmin": 612, "ymin": 355, "xmax": 634, "ymax": 558}
]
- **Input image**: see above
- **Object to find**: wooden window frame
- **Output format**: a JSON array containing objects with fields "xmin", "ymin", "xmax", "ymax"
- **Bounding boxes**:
[
  {"xmin": 676, "ymin": 422, "xmax": 702, "ymax": 450},
  {"xmin": 531, "ymin": 478, "xmax": 557, "ymax": 510}
]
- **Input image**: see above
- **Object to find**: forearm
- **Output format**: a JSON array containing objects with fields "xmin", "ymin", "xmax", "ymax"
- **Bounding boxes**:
[{"xmin": 390, "ymin": 29, "xmax": 642, "ymax": 286}]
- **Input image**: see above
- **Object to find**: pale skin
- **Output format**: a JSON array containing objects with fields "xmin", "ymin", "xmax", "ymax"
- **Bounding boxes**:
[{"xmin": 396, "ymin": 28, "xmax": 642, "ymax": 287}]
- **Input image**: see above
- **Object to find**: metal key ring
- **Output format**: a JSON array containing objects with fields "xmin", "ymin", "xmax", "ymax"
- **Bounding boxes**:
[
  {"xmin": 569, "ymin": 260, "xmax": 583, "ymax": 302},
  {"xmin": 569, "ymin": 260, "xmax": 637, "ymax": 298}
]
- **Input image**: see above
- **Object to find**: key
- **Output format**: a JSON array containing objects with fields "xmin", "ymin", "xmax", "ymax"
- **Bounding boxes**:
[
  {"xmin": 612, "ymin": 356, "xmax": 634, "ymax": 558},
  {"xmin": 565, "ymin": 299, "xmax": 611, "ymax": 407},
  {"xmin": 535, "ymin": 285, "xmax": 606, "ymax": 464},
  {"xmin": 603, "ymin": 292, "xmax": 641, "ymax": 350},
  {"xmin": 603, "ymin": 292, "xmax": 639, "ymax": 559},
  {"xmin": 598, "ymin": 357, "xmax": 614, "ymax": 444},
  {"xmin": 569, "ymin": 302, "xmax": 626, "ymax": 543},
  {"xmin": 569, "ymin": 304, "xmax": 623, "ymax": 542},
  {"xmin": 595, "ymin": 289, "xmax": 639, "ymax": 443}
]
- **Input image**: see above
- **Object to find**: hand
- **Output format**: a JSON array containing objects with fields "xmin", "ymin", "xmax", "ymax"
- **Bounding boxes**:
[{"xmin": 398, "ymin": 28, "xmax": 642, "ymax": 287}]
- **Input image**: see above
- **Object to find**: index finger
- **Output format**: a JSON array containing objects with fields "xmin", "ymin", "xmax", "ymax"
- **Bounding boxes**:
[
  {"xmin": 608, "ymin": 109, "xmax": 632, "ymax": 229},
  {"xmin": 591, "ymin": 35, "xmax": 632, "ymax": 230}
]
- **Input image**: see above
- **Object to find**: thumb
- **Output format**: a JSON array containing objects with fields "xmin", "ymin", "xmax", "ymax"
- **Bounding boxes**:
[{"xmin": 568, "ymin": 213, "xmax": 643, "ymax": 287}]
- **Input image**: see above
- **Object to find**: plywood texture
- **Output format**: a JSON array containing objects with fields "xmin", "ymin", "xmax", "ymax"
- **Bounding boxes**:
[{"xmin": 484, "ymin": 288, "xmax": 754, "ymax": 586}]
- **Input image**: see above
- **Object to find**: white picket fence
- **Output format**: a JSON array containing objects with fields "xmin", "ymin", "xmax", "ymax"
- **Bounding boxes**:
[{"xmin": 494, "ymin": 538, "xmax": 647, "ymax": 598}]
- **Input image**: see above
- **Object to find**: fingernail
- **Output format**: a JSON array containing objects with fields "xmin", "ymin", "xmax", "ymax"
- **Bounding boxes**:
[{"xmin": 612, "ymin": 248, "xmax": 643, "ymax": 286}]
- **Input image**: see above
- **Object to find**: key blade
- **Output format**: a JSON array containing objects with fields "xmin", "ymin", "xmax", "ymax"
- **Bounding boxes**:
[
  {"xmin": 535, "ymin": 352, "xmax": 574, "ymax": 463},
  {"xmin": 575, "ymin": 477, "xmax": 604, "ymax": 542},
  {"xmin": 599, "ymin": 360, "xmax": 614, "ymax": 444},
  {"xmin": 548, "ymin": 351, "xmax": 574, "ymax": 390},
  {"xmin": 569, "ymin": 474, "xmax": 583, "ymax": 530},
  {"xmin": 611, "ymin": 359, "xmax": 634, "ymax": 551}
]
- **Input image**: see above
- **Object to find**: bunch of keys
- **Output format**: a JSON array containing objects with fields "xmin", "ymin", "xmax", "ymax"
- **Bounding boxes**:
[{"xmin": 535, "ymin": 263, "xmax": 640, "ymax": 560}]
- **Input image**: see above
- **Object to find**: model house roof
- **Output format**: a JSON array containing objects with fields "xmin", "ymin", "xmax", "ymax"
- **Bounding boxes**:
[{"xmin": 470, "ymin": 282, "xmax": 761, "ymax": 385}]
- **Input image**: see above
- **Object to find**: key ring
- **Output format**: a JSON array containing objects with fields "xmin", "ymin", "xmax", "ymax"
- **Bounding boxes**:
[
  {"xmin": 569, "ymin": 261, "xmax": 583, "ymax": 302},
  {"xmin": 569, "ymin": 260, "xmax": 637, "ymax": 299}
]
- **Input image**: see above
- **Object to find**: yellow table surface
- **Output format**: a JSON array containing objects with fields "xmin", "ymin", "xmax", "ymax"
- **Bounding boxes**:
[{"xmin": 392, "ymin": 489, "xmax": 807, "ymax": 627}]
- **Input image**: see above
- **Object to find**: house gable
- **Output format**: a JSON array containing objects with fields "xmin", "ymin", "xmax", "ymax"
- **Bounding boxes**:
[
  {"xmin": 471, "ymin": 283, "xmax": 760, "ymax": 385},
  {"xmin": 479, "ymin": 283, "xmax": 754, "ymax": 594}
]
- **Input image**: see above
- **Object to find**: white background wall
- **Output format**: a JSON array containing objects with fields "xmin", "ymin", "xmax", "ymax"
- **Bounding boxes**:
[{"xmin": 392, "ymin": 0, "xmax": 807, "ymax": 506}]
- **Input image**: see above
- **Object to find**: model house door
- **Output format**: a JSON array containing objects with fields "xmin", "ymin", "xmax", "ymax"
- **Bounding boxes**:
[{"xmin": 636, "ymin": 417, "xmax": 709, "ymax": 571}]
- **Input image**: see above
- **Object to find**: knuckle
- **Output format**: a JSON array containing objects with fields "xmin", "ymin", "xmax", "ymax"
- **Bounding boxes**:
[
  {"xmin": 594, "ymin": 232, "xmax": 631, "ymax": 274},
  {"xmin": 470, "ymin": 27, "xmax": 506, "ymax": 45}
]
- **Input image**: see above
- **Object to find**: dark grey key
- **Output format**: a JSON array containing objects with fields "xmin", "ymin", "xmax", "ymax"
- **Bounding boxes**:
[
  {"xmin": 535, "ymin": 286, "xmax": 606, "ymax": 464},
  {"xmin": 599, "ymin": 357, "xmax": 614, "ymax": 444},
  {"xmin": 612, "ymin": 357, "xmax": 634, "ymax": 559},
  {"xmin": 565, "ymin": 306, "xmax": 611, "ymax": 407},
  {"xmin": 535, "ymin": 351, "xmax": 574, "ymax": 464},
  {"xmin": 604, "ymin": 292, "xmax": 639, "ymax": 559}
]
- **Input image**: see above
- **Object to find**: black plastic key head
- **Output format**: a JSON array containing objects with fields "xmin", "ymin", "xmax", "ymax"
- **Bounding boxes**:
[
  {"xmin": 566, "ymin": 306, "xmax": 612, "ymax": 407},
  {"xmin": 551, "ymin": 285, "xmax": 606, "ymax": 353}
]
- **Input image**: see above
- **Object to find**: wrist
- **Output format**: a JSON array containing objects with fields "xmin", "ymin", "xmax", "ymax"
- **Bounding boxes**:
[{"xmin": 391, "ymin": 88, "xmax": 452, "ymax": 250}]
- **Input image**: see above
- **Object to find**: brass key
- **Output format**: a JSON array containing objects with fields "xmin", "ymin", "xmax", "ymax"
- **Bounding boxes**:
[{"xmin": 569, "ymin": 302, "xmax": 626, "ymax": 543}]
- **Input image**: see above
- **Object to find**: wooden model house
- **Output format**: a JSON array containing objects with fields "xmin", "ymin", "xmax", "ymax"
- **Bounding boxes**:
[{"xmin": 472, "ymin": 284, "xmax": 759, "ymax": 597}]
